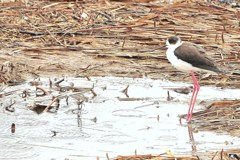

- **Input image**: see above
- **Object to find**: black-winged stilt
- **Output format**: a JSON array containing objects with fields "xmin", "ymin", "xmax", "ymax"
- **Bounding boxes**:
[{"xmin": 165, "ymin": 36, "xmax": 222, "ymax": 122}]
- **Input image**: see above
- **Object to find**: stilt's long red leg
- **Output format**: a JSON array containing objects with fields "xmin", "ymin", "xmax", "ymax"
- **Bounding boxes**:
[
  {"xmin": 187, "ymin": 72, "xmax": 200, "ymax": 122},
  {"xmin": 187, "ymin": 86, "xmax": 196, "ymax": 121}
]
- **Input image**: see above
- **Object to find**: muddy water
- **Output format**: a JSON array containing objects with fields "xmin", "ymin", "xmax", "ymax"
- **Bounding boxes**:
[{"xmin": 0, "ymin": 77, "xmax": 240, "ymax": 160}]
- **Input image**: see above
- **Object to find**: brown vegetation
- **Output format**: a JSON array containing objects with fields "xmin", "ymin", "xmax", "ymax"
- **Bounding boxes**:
[{"xmin": 0, "ymin": 0, "xmax": 239, "ymax": 87}]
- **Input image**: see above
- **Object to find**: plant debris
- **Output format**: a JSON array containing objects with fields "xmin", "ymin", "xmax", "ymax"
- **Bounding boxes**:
[
  {"xmin": 113, "ymin": 148, "xmax": 240, "ymax": 160},
  {"xmin": 0, "ymin": 0, "xmax": 239, "ymax": 87},
  {"xmin": 180, "ymin": 100, "xmax": 240, "ymax": 137}
]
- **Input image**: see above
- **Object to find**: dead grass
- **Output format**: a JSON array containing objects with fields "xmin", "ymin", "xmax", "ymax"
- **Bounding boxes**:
[{"xmin": 0, "ymin": 0, "xmax": 239, "ymax": 87}]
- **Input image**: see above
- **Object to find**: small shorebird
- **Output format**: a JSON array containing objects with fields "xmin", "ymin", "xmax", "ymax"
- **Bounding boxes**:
[{"xmin": 165, "ymin": 36, "xmax": 222, "ymax": 122}]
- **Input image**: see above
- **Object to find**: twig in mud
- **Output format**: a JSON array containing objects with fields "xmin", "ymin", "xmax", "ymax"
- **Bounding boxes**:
[
  {"xmin": 219, "ymin": 49, "xmax": 224, "ymax": 60},
  {"xmin": 179, "ymin": 117, "xmax": 183, "ymax": 125},
  {"xmin": 229, "ymin": 154, "xmax": 240, "ymax": 160},
  {"xmin": 121, "ymin": 85, "xmax": 129, "ymax": 98},
  {"xmin": 51, "ymin": 97, "xmax": 60, "ymax": 113},
  {"xmin": 49, "ymin": 78, "xmax": 52, "ymax": 88},
  {"xmin": 51, "ymin": 130, "xmax": 57, "ymax": 137},
  {"xmin": 77, "ymin": 63, "xmax": 113, "ymax": 75},
  {"xmin": 215, "ymin": 33, "xmax": 218, "ymax": 42},
  {"xmin": 0, "ymin": 89, "xmax": 19, "ymax": 98},
  {"xmin": 19, "ymin": 30, "xmax": 45, "ymax": 36},
  {"xmin": 36, "ymin": 86, "xmax": 50, "ymax": 96},
  {"xmin": 106, "ymin": 153, "xmax": 110, "ymax": 160},
  {"xmin": 77, "ymin": 100, "xmax": 84, "ymax": 127},
  {"xmin": 221, "ymin": 149, "xmax": 223, "ymax": 160},
  {"xmin": 46, "ymin": 29, "xmax": 64, "ymax": 46},
  {"xmin": 54, "ymin": 78, "xmax": 65, "ymax": 86},
  {"xmin": 211, "ymin": 151, "xmax": 218, "ymax": 160},
  {"xmin": 91, "ymin": 88, "xmax": 97, "ymax": 97},
  {"xmin": 31, "ymin": 96, "xmax": 60, "ymax": 114},
  {"xmin": 29, "ymin": 80, "xmax": 42, "ymax": 86},
  {"xmin": 90, "ymin": 117, "xmax": 97, "ymax": 123},
  {"xmin": 94, "ymin": 11, "xmax": 112, "ymax": 21},
  {"xmin": 5, "ymin": 99, "xmax": 16, "ymax": 112},
  {"xmin": 19, "ymin": 24, "xmax": 147, "ymax": 36},
  {"xmin": 0, "ymin": 74, "xmax": 7, "ymax": 84},
  {"xmin": 86, "ymin": 76, "xmax": 91, "ymax": 81},
  {"xmin": 167, "ymin": 91, "xmax": 173, "ymax": 101},
  {"xmin": 11, "ymin": 123, "xmax": 15, "ymax": 134},
  {"xmin": 66, "ymin": 96, "xmax": 69, "ymax": 106},
  {"xmin": 78, "ymin": 64, "xmax": 91, "ymax": 72},
  {"xmin": 221, "ymin": 32, "xmax": 225, "ymax": 43},
  {"xmin": 119, "ymin": 97, "xmax": 156, "ymax": 102},
  {"xmin": 134, "ymin": 101, "xmax": 159, "ymax": 109},
  {"xmin": 41, "ymin": 96, "xmax": 60, "ymax": 114},
  {"xmin": 122, "ymin": 37, "xmax": 126, "ymax": 49},
  {"xmin": 154, "ymin": 21, "xmax": 156, "ymax": 33},
  {"xmin": 173, "ymin": 86, "xmax": 192, "ymax": 94},
  {"xmin": 20, "ymin": 89, "xmax": 30, "ymax": 98}
]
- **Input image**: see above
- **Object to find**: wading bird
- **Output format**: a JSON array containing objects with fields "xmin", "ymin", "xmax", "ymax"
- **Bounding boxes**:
[{"xmin": 165, "ymin": 36, "xmax": 222, "ymax": 122}]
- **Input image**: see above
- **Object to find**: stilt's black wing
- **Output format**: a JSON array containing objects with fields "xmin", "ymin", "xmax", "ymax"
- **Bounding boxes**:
[{"xmin": 174, "ymin": 43, "xmax": 221, "ymax": 73}]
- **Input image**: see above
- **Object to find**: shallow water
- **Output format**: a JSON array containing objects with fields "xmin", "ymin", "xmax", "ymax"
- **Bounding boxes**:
[{"xmin": 0, "ymin": 77, "xmax": 240, "ymax": 160}]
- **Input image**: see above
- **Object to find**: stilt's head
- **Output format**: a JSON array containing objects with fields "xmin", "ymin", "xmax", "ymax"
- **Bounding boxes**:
[{"xmin": 166, "ymin": 36, "xmax": 182, "ymax": 49}]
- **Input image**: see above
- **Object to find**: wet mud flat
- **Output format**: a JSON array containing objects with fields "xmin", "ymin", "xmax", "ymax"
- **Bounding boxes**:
[{"xmin": 1, "ymin": 77, "xmax": 240, "ymax": 160}]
